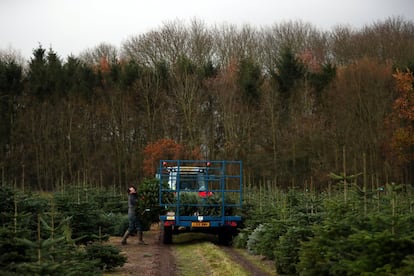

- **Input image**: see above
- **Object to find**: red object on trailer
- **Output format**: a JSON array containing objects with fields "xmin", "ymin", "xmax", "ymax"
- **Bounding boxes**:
[
  {"xmin": 158, "ymin": 160, "xmax": 243, "ymax": 246},
  {"xmin": 198, "ymin": 191, "xmax": 213, "ymax": 197}
]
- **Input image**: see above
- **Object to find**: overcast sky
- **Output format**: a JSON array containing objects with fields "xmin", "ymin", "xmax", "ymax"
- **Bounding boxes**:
[{"xmin": 1, "ymin": 0, "xmax": 413, "ymax": 61}]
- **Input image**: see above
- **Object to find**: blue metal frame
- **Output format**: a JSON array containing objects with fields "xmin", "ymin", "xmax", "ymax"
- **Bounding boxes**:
[{"xmin": 158, "ymin": 160, "xmax": 243, "ymax": 227}]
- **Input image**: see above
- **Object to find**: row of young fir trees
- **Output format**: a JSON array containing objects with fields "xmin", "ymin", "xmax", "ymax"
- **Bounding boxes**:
[{"xmin": 3, "ymin": 138, "xmax": 414, "ymax": 274}]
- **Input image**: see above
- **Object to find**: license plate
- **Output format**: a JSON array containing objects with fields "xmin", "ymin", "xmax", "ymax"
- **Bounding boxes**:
[{"xmin": 191, "ymin": 222, "xmax": 210, "ymax": 227}]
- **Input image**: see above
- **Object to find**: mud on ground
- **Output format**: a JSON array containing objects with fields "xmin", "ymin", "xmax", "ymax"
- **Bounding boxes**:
[
  {"xmin": 107, "ymin": 224, "xmax": 274, "ymax": 276},
  {"xmin": 107, "ymin": 224, "xmax": 176, "ymax": 276}
]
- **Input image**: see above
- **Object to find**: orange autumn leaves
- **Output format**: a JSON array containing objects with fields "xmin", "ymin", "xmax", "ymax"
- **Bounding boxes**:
[
  {"xmin": 387, "ymin": 69, "xmax": 414, "ymax": 165},
  {"xmin": 392, "ymin": 69, "xmax": 414, "ymax": 121},
  {"xmin": 142, "ymin": 138, "xmax": 202, "ymax": 177}
]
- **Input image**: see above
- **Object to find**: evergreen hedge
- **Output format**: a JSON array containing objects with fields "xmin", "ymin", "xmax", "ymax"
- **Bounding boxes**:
[
  {"xmin": 241, "ymin": 181, "xmax": 414, "ymax": 275},
  {"xmin": 0, "ymin": 186, "xmax": 127, "ymax": 275}
]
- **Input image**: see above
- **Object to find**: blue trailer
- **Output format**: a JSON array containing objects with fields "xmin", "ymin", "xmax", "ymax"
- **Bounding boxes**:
[{"xmin": 158, "ymin": 160, "xmax": 243, "ymax": 245}]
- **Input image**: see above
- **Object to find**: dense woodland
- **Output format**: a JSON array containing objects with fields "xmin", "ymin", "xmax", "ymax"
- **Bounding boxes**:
[{"xmin": 1, "ymin": 17, "xmax": 414, "ymax": 191}]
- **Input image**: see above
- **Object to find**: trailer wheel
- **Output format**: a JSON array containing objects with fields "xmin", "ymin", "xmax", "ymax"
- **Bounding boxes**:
[
  {"xmin": 218, "ymin": 228, "xmax": 232, "ymax": 246},
  {"xmin": 162, "ymin": 225, "xmax": 172, "ymax": 244}
]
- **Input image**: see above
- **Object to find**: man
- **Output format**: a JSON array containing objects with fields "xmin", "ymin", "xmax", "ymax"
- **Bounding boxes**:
[{"xmin": 121, "ymin": 186, "xmax": 148, "ymax": 245}]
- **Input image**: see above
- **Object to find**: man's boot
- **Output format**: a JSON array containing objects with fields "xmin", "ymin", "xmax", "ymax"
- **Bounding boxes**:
[
  {"xmin": 121, "ymin": 230, "xmax": 130, "ymax": 245},
  {"xmin": 138, "ymin": 231, "xmax": 148, "ymax": 245}
]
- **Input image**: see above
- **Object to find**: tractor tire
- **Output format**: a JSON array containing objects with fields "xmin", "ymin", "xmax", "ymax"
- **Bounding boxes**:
[
  {"xmin": 162, "ymin": 225, "xmax": 172, "ymax": 244},
  {"xmin": 218, "ymin": 227, "xmax": 233, "ymax": 246}
]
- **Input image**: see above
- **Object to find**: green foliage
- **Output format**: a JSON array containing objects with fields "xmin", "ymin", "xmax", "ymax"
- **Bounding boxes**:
[
  {"xmin": 297, "ymin": 225, "xmax": 414, "ymax": 275},
  {"xmin": 63, "ymin": 56, "xmax": 97, "ymax": 98},
  {"xmin": 0, "ymin": 57, "xmax": 23, "ymax": 148},
  {"xmin": 241, "ymin": 182, "xmax": 414, "ymax": 275},
  {"xmin": 120, "ymin": 60, "xmax": 142, "ymax": 89},
  {"xmin": 55, "ymin": 201, "xmax": 109, "ymax": 244},
  {"xmin": 17, "ymin": 193, "xmax": 52, "ymax": 238},
  {"xmin": 136, "ymin": 177, "xmax": 232, "ymax": 229},
  {"xmin": 165, "ymin": 190, "xmax": 238, "ymax": 217},
  {"xmin": 274, "ymin": 225, "xmax": 313, "ymax": 275},
  {"xmin": 255, "ymin": 191, "xmax": 319, "ymax": 274},
  {"xmin": 54, "ymin": 186, "xmax": 125, "ymax": 241},
  {"xmin": 247, "ymin": 222, "xmax": 287, "ymax": 259},
  {"xmin": 0, "ymin": 58, "xmax": 23, "ymax": 93},
  {"xmin": 102, "ymin": 213, "xmax": 129, "ymax": 236},
  {"xmin": 93, "ymin": 193, "xmax": 125, "ymax": 214},
  {"xmin": 16, "ymin": 235, "xmax": 66, "ymax": 261},
  {"xmin": 0, "ymin": 227, "xmax": 31, "ymax": 273},
  {"xmin": 274, "ymin": 46, "xmax": 305, "ymax": 96},
  {"xmin": 1, "ymin": 215, "xmax": 98, "ymax": 275},
  {"xmin": 0, "ymin": 187, "xmax": 129, "ymax": 275},
  {"xmin": 238, "ymin": 57, "xmax": 262, "ymax": 106},
  {"xmin": 309, "ymin": 62, "xmax": 336, "ymax": 101},
  {"xmin": 0, "ymin": 186, "xmax": 15, "ymax": 224},
  {"xmin": 232, "ymin": 227, "xmax": 250, "ymax": 248},
  {"xmin": 295, "ymin": 192, "xmax": 414, "ymax": 275},
  {"xmin": 11, "ymin": 246, "xmax": 101, "ymax": 276},
  {"xmin": 27, "ymin": 45, "xmax": 66, "ymax": 100},
  {"xmin": 85, "ymin": 243, "xmax": 127, "ymax": 271},
  {"xmin": 396, "ymin": 255, "xmax": 414, "ymax": 275},
  {"xmin": 13, "ymin": 260, "xmax": 100, "ymax": 276},
  {"xmin": 136, "ymin": 178, "xmax": 165, "ymax": 230},
  {"xmin": 177, "ymin": 191, "xmax": 199, "ymax": 215}
]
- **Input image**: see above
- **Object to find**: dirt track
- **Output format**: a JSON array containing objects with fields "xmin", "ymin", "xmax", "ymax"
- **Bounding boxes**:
[
  {"xmin": 107, "ymin": 225, "xmax": 273, "ymax": 276},
  {"xmin": 107, "ymin": 225, "xmax": 176, "ymax": 276}
]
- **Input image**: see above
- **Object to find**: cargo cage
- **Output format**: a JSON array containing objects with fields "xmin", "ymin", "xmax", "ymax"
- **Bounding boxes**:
[{"xmin": 158, "ymin": 160, "xmax": 243, "ymax": 244}]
